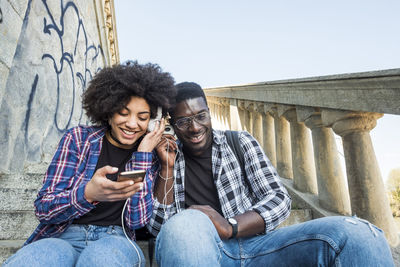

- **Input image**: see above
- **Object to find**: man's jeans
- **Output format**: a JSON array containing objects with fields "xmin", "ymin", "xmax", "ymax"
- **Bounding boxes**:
[
  {"xmin": 156, "ymin": 209, "xmax": 394, "ymax": 266},
  {"xmin": 3, "ymin": 224, "xmax": 145, "ymax": 267}
]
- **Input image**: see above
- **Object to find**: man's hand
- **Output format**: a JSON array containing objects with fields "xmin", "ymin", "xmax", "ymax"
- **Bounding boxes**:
[
  {"xmin": 84, "ymin": 165, "xmax": 144, "ymax": 203},
  {"xmin": 189, "ymin": 205, "xmax": 232, "ymax": 239},
  {"xmin": 155, "ymin": 135, "xmax": 177, "ymax": 168}
]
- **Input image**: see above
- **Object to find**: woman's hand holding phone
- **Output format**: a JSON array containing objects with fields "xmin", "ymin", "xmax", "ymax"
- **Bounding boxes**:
[{"xmin": 84, "ymin": 165, "xmax": 144, "ymax": 203}]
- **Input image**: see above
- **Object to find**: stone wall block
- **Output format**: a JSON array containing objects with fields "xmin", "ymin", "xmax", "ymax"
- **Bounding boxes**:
[
  {"xmin": 0, "ymin": 0, "xmax": 23, "ymax": 67},
  {"xmin": 0, "ymin": 0, "xmax": 107, "ymax": 173}
]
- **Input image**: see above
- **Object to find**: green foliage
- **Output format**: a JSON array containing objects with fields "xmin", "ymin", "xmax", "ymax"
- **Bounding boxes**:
[{"xmin": 386, "ymin": 168, "xmax": 400, "ymax": 217}]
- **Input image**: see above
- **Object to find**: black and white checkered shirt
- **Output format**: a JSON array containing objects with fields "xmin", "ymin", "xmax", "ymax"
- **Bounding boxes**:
[{"xmin": 147, "ymin": 129, "xmax": 291, "ymax": 236}]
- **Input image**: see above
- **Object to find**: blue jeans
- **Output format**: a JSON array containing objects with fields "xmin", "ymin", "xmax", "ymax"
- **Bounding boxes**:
[
  {"xmin": 155, "ymin": 209, "xmax": 394, "ymax": 266},
  {"xmin": 3, "ymin": 225, "xmax": 145, "ymax": 267}
]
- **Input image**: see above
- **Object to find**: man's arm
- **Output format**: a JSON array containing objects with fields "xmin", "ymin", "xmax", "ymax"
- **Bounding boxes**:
[
  {"xmin": 240, "ymin": 131, "xmax": 292, "ymax": 233},
  {"xmin": 189, "ymin": 205, "xmax": 264, "ymax": 239},
  {"xmin": 190, "ymin": 131, "xmax": 291, "ymax": 239},
  {"xmin": 147, "ymin": 135, "xmax": 178, "ymax": 235}
]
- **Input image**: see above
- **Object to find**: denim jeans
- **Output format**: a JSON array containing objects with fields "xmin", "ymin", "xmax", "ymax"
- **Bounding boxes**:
[
  {"xmin": 155, "ymin": 209, "xmax": 394, "ymax": 267},
  {"xmin": 3, "ymin": 224, "xmax": 145, "ymax": 267}
]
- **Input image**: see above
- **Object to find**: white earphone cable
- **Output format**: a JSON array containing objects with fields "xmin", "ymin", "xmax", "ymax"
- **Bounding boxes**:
[{"xmin": 121, "ymin": 198, "xmax": 142, "ymax": 266}]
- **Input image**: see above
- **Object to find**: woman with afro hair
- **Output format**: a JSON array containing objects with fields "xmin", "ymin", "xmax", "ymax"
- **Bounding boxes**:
[{"xmin": 4, "ymin": 61, "xmax": 176, "ymax": 267}]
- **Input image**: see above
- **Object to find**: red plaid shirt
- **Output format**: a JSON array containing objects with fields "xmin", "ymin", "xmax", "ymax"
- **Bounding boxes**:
[{"xmin": 25, "ymin": 125, "xmax": 154, "ymax": 245}]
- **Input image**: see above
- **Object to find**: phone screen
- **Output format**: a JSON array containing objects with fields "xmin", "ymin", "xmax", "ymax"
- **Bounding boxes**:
[{"xmin": 117, "ymin": 170, "xmax": 146, "ymax": 182}]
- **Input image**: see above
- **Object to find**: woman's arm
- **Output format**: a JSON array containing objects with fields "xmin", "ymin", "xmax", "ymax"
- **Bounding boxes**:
[{"xmin": 34, "ymin": 128, "xmax": 96, "ymax": 224}]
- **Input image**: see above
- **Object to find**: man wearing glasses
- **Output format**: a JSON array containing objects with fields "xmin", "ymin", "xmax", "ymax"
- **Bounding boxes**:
[{"xmin": 148, "ymin": 82, "xmax": 393, "ymax": 266}]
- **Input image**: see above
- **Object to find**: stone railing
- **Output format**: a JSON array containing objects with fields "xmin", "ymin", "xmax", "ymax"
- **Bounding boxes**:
[{"xmin": 204, "ymin": 69, "xmax": 400, "ymax": 246}]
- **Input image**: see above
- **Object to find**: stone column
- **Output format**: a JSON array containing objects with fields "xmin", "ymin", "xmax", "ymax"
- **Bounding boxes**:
[
  {"xmin": 238, "ymin": 101, "xmax": 253, "ymax": 133},
  {"xmin": 245, "ymin": 101, "xmax": 254, "ymax": 135},
  {"xmin": 323, "ymin": 110, "xmax": 399, "ymax": 246},
  {"xmin": 212, "ymin": 100, "xmax": 221, "ymax": 129},
  {"xmin": 250, "ymin": 102, "xmax": 263, "ymax": 146},
  {"xmin": 238, "ymin": 100, "xmax": 248, "ymax": 132},
  {"xmin": 222, "ymin": 98, "xmax": 231, "ymax": 129},
  {"xmin": 218, "ymin": 100, "xmax": 227, "ymax": 130},
  {"xmin": 258, "ymin": 103, "xmax": 276, "ymax": 167},
  {"xmin": 217, "ymin": 101, "xmax": 224, "ymax": 129},
  {"xmin": 207, "ymin": 97, "xmax": 217, "ymax": 126},
  {"xmin": 299, "ymin": 107, "xmax": 351, "ymax": 215},
  {"xmin": 283, "ymin": 107, "xmax": 318, "ymax": 194},
  {"xmin": 273, "ymin": 105, "xmax": 293, "ymax": 179},
  {"xmin": 229, "ymin": 98, "xmax": 242, "ymax": 131}
]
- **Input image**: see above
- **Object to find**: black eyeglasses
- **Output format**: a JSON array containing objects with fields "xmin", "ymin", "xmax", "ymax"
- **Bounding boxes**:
[{"xmin": 174, "ymin": 111, "xmax": 210, "ymax": 130}]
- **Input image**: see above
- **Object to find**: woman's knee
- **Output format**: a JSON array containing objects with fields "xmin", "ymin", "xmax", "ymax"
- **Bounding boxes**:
[
  {"xmin": 76, "ymin": 235, "xmax": 145, "ymax": 267},
  {"xmin": 3, "ymin": 238, "xmax": 77, "ymax": 267}
]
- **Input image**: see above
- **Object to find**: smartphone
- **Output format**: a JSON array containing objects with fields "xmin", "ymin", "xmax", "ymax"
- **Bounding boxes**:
[{"xmin": 117, "ymin": 170, "xmax": 146, "ymax": 182}]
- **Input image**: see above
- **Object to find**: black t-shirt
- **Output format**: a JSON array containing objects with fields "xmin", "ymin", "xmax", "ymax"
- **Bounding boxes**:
[
  {"xmin": 184, "ymin": 144, "xmax": 223, "ymax": 215},
  {"xmin": 73, "ymin": 134, "xmax": 137, "ymax": 226}
]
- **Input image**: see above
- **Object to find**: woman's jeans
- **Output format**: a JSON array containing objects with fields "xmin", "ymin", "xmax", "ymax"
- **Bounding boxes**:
[
  {"xmin": 155, "ymin": 209, "xmax": 394, "ymax": 267},
  {"xmin": 3, "ymin": 224, "xmax": 145, "ymax": 267}
]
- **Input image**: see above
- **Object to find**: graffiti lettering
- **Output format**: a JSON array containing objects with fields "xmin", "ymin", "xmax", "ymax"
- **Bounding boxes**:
[
  {"xmin": 0, "ymin": 7, "xmax": 3, "ymax": 23},
  {"xmin": 24, "ymin": 74, "xmax": 39, "ymax": 142},
  {"xmin": 24, "ymin": 0, "xmax": 104, "ymax": 139}
]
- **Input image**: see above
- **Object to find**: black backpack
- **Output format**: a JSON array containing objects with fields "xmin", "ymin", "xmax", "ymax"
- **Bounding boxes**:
[{"xmin": 224, "ymin": 130, "xmax": 247, "ymax": 180}]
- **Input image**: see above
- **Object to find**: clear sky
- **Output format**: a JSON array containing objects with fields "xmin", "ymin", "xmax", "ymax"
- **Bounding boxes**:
[{"xmin": 114, "ymin": 0, "xmax": 400, "ymax": 181}]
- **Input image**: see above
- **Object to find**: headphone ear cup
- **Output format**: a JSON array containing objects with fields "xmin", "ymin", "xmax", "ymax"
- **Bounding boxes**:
[{"xmin": 148, "ymin": 119, "xmax": 157, "ymax": 132}]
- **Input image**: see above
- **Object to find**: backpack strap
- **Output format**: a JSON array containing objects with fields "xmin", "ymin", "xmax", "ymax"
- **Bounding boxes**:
[{"xmin": 224, "ymin": 130, "xmax": 246, "ymax": 180}]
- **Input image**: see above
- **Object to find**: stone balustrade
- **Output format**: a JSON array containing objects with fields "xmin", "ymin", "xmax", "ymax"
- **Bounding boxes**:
[{"xmin": 204, "ymin": 69, "xmax": 400, "ymax": 246}]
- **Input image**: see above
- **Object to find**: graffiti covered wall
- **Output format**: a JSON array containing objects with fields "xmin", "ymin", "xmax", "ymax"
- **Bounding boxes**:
[{"xmin": 0, "ymin": 0, "xmax": 118, "ymax": 173}]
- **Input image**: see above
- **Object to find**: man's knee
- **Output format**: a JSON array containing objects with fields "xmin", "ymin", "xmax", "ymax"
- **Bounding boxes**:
[
  {"xmin": 302, "ymin": 216, "xmax": 388, "ymax": 252},
  {"xmin": 158, "ymin": 209, "xmax": 217, "ymax": 241},
  {"xmin": 156, "ymin": 209, "xmax": 222, "ymax": 265}
]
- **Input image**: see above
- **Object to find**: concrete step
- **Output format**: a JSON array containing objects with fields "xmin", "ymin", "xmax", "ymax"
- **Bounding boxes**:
[
  {"xmin": 0, "ymin": 173, "xmax": 43, "ymax": 211},
  {"xmin": 0, "ymin": 173, "xmax": 43, "ymax": 190},
  {"xmin": 279, "ymin": 209, "xmax": 313, "ymax": 228},
  {"xmin": 0, "ymin": 208, "xmax": 313, "ymax": 240},
  {"xmin": 0, "ymin": 240, "xmax": 24, "ymax": 264},
  {"xmin": 0, "ymin": 188, "xmax": 37, "ymax": 211},
  {"xmin": 0, "ymin": 211, "xmax": 37, "ymax": 240},
  {"xmin": 0, "ymin": 209, "xmax": 311, "ymax": 265}
]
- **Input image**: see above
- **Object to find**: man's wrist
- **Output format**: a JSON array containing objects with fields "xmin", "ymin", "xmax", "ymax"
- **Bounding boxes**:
[{"xmin": 228, "ymin": 217, "xmax": 238, "ymax": 239}]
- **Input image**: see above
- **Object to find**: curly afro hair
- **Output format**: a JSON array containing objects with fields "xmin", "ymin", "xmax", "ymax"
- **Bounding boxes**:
[{"xmin": 82, "ymin": 61, "xmax": 176, "ymax": 126}]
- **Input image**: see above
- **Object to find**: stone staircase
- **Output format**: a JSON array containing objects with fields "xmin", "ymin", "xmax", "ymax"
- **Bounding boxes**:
[
  {"xmin": 21, "ymin": 168, "xmax": 400, "ymax": 266},
  {"xmin": 0, "ymin": 171, "xmax": 343, "ymax": 266},
  {"xmin": 2, "ymin": 171, "xmax": 399, "ymax": 265}
]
